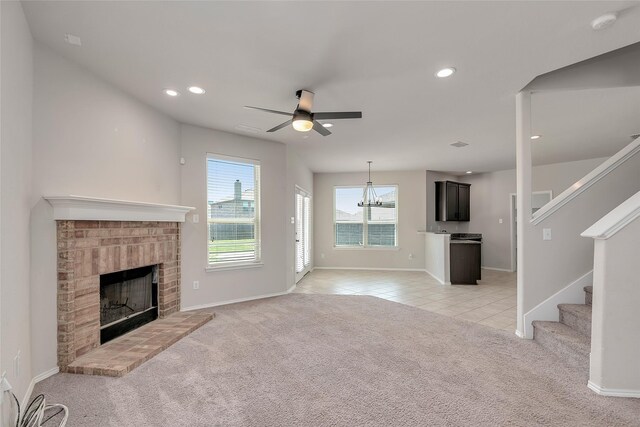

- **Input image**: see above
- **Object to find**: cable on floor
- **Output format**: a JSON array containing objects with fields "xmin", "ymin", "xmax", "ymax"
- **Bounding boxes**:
[{"xmin": 11, "ymin": 392, "xmax": 68, "ymax": 427}]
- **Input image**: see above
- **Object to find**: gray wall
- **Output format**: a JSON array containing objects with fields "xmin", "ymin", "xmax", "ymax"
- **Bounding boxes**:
[
  {"xmin": 179, "ymin": 124, "xmax": 290, "ymax": 308},
  {"xmin": 30, "ymin": 42, "xmax": 182, "ymax": 378},
  {"xmin": 1, "ymin": 1, "xmax": 34, "ymax": 414},
  {"xmin": 313, "ymin": 170, "xmax": 426, "ymax": 270},
  {"xmin": 286, "ymin": 147, "xmax": 314, "ymax": 285},
  {"xmin": 425, "ymin": 157, "xmax": 609, "ymax": 271}
]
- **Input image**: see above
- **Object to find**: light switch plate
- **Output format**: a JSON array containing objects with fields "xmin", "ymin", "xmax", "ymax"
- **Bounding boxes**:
[{"xmin": 192, "ymin": 214, "xmax": 199, "ymax": 223}]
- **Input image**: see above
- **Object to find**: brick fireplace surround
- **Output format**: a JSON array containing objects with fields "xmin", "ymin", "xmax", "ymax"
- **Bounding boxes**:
[{"xmin": 57, "ymin": 220, "xmax": 182, "ymax": 370}]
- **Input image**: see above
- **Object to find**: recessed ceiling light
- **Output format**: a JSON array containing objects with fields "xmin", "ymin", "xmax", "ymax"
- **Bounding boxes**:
[
  {"xmin": 188, "ymin": 86, "xmax": 206, "ymax": 95},
  {"xmin": 436, "ymin": 67, "xmax": 456, "ymax": 78},
  {"xmin": 466, "ymin": 171, "xmax": 473, "ymax": 174},
  {"xmin": 163, "ymin": 89, "xmax": 180, "ymax": 97},
  {"xmin": 322, "ymin": 123, "xmax": 333, "ymax": 128},
  {"xmin": 64, "ymin": 33, "xmax": 82, "ymax": 46},
  {"xmin": 530, "ymin": 135, "xmax": 541, "ymax": 140}
]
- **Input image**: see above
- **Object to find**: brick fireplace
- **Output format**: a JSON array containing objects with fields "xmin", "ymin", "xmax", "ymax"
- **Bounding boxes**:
[
  {"xmin": 56, "ymin": 220, "xmax": 182, "ymax": 370},
  {"xmin": 45, "ymin": 196, "xmax": 202, "ymax": 376}
]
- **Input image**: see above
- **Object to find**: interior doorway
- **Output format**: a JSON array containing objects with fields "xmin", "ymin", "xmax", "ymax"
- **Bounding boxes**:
[
  {"xmin": 295, "ymin": 187, "xmax": 312, "ymax": 283},
  {"xmin": 510, "ymin": 190, "xmax": 552, "ymax": 272}
]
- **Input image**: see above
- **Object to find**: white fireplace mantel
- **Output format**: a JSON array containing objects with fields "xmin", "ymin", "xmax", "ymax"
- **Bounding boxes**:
[{"xmin": 44, "ymin": 195, "xmax": 195, "ymax": 222}]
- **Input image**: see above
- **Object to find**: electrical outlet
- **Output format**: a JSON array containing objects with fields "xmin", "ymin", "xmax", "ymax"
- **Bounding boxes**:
[
  {"xmin": 320, "ymin": 253, "xmax": 325, "ymax": 259},
  {"xmin": 409, "ymin": 253, "xmax": 414, "ymax": 260},
  {"xmin": 193, "ymin": 281, "xmax": 199, "ymax": 290},
  {"xmin": 499, "ymin": 218, "xmax": 503, "ymax": 224},
  {"xmin": 543, "ymin": 228, "xmax": 552, "ymax": 241},
  {"xmin": 192, "ymin": 214, "xmax": 199, "ymax": 223}
]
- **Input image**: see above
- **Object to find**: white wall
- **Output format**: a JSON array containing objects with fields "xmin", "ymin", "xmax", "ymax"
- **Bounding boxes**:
[
  {"xmin": 286, "ymin": 147, "xmax": 313, "ymax": 287},
  {"xmin": 179, "ymin": 124, "xmax": 290, "ymax": 309},
  {"xmin": 30, "ymin": 43, "xmax": 181, "ymax": 378},
  {"xmin": 313, "ymin": 170, "xmax": 426, "ymax": 270},
  {"xmin": 521, "ymin": 153, "xmax": 640, "ymax": 312},
  {"xmin": 589, "ymin": 215, "xmax": 640, "ymax": 395},
  {"xmin": 456, "ymin": 157, "xmax": 607, "ymax": 270},
  {"xmin": 1, "ymin": 1, "xmax": 34, "ymax": 419}
]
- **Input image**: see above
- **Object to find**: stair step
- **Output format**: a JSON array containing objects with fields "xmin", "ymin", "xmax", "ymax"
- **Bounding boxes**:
[
  {"xmin": 584, "ymin": 285, "xmax": 593, "ymax": 306},
  {"xmin": 533, "ymin": 321, "xmax": 590, "ymax": 369},
  {"xmin": 558, "ymin": 304, "xmax": 592, "ymax": 337}
]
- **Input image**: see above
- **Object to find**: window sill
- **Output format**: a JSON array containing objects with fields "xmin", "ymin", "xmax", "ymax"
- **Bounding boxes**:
[
  {"xmin": 333, "ymin": 246, "xmax": 400, "ymax": 251},
  {"xmin": 206, "ymin": 261, "xmax": 264, "ymax": 272}
]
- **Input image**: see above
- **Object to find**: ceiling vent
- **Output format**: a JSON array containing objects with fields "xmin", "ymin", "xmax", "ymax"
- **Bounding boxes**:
[
  {"xmin": 450, "ymin": 141, "xmax": 469, "ymax": 148},
  {"xmin": 235, "ymin": 124, "xmax": 261, "ymax": 134}
]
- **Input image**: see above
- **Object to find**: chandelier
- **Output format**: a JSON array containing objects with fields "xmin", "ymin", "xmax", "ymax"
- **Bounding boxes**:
[{"xmin": 358, "ymin": 161, "xmax": 383, "ymax": 207}]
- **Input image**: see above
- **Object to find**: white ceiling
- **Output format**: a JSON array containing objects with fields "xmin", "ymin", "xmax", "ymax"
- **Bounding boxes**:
[{"xmin": 21, "ymin": 1, "xmax": 640, "ymax": 173}]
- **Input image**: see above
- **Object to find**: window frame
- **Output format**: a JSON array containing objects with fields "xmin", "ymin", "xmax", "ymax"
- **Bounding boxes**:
[
  {"xmin": 333, "ymin": 184, "xmax": 399, "ymax": 250},
  {"xmin": 205, "ymin": 153, "xmax": 262, "ymax": 271}
]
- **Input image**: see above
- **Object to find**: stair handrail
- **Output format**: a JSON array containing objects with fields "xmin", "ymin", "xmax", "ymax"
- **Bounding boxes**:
[
  {"xmin": 531, "ymin": 136, "xmax": 640, "ymax": 225},
  {"xmin": 582, "ymin": 190, "xmax": 640, "ymax": 240}
]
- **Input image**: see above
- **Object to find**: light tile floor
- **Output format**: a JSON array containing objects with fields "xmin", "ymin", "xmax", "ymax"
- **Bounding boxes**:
[{"xmin": 293, "ymin": 268, "xmax": 517, "ymax": 332}]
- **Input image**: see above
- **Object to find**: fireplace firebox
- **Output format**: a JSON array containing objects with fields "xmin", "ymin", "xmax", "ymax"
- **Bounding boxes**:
[{"xmin": 100, "ymin": 265, "xmax": 158, "ymax": 344}]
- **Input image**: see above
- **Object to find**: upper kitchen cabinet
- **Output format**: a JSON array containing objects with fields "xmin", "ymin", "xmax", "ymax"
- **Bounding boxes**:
[{"xmin": 435, "ymin": 181, "xmax": 470, "ymax": 221}]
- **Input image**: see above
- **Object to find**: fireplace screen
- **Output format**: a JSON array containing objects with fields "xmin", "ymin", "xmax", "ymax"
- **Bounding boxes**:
[{"xmin": 100, "ymin": 265, "xmax": 158, "ymax": 343}]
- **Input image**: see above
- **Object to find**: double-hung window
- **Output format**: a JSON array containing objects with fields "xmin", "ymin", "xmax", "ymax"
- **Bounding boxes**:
[
  {"xmin": 334, "ymin": 185, "xmax": 398, "ymax": 248},
  {"xmin": 206, "ymin": 154, "xmax": 261, "ymax": 267}
]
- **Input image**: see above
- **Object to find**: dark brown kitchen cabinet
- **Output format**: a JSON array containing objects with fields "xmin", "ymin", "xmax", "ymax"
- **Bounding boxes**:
[
  {"xmin": 450, "ymin": 242, "xmax": 481, "ymax": 284},
  {"xmin": 435, "ymin": 181, "xmax": 470, "ymax": 221}
]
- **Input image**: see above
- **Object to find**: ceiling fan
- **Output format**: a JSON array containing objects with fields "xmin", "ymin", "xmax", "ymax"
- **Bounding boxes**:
[{"xmin": 244, "ymin": 90, "xmax": 362, "ymax": 136}]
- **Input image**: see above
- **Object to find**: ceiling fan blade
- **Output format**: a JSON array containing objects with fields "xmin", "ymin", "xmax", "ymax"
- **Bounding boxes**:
[
  {"xmin": 312, "ymin": 121, "xmax": 331, "ymax": 136},
  {"xmin": 312, "ymin": 111, "xmax": 362, "ymax": 120},
  {"xmin": 244, "ymin": 106, "xmax": 293, "ymax": 117},
  {"xmin": 297, "ymin": 90, "xmax": 314, "ymax": 112},
  {"xmin": 267, "ymin": 120, "xmax": 292, "ymax": 133}
]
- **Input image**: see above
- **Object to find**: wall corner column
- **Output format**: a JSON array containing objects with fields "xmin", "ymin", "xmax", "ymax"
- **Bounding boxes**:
[{"xmin": 516, "ymin": 90, "xmax": 532, "ymax": 337}]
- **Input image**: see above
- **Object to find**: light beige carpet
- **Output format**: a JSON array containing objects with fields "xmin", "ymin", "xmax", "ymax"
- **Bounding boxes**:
[{"xmin": 36, "ymin": 294, "xmax": 640, "ymax": 426}]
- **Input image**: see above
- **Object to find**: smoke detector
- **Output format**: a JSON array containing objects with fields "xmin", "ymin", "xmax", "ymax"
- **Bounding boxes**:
[{"xmin": 591, "ymin": 13, "xmax": 617, "ymax": 31}]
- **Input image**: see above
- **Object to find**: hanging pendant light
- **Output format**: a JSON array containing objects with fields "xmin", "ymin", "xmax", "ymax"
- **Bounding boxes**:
[{"xmin": 358, "ymin": 161, "xmax": 383, "ymax": 207}]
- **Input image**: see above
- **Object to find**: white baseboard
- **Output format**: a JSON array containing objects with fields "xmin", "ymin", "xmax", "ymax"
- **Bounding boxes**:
[
  {"xmin": 21, "ymin": 367, "xmax": 60, "ymax": 410},
  {"xmin": 522, "ymin": 270, "xmax": 593, "ymax": 339},
  {"xmin": 481, "ymin": 266, "xmax": 514, "ymax": 272},
  {"xmin": 286, "ymin": 283, "xmax": 296, "ymax": 293},
  {"xmin": 515, "ymin": 329, "xmax": 525, "ymax": 338},
  {"xmin": 182, "ymin": 286, "xmax": 296, "ymax": 312},
  {"xmin": 313, "ymin": 266, "xmax": 426, "ymax": 272},
  {"xmin": 588, "ymin": 381, "xmax": 640, "ymax": 398},
  {"xmin": 424, "ymin": 268, "xmax": 450, "ymax": 285}
]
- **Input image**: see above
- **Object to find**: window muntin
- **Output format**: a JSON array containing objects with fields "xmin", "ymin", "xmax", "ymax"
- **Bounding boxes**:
[{"xmin": 207, "ymin": 154, "xmax": 261, "ymax": 266}]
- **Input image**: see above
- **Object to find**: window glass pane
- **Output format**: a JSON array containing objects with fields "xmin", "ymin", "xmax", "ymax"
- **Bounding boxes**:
[
  {"xmin": 335, "ymin": 187, "xmax": 363, "ymax": 222},
  {"xmin": 207, "ymin": 157, "xmax": 259, "ymax": 264},
  {"xmin": 367, "ymin": 186, "xmax": 397, "ymax": 246},
  {"xmin": 336, "ymin": 223, "xmax": 364, "ymax": 246},
  {"xmin": 335, "ymin": 187, "xmax": 364, "ymax": 246}
]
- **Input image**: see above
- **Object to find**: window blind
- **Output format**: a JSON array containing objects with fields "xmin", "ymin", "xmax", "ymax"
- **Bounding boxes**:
[{"xmin": 207, "ymin": 154, "xmax": 260, "ymax": 265}]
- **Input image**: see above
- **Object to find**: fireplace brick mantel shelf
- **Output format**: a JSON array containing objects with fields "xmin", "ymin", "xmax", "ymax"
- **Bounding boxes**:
[{"xmin": 56, "ymin": 219, "xmax": 211, "ymax": 376}]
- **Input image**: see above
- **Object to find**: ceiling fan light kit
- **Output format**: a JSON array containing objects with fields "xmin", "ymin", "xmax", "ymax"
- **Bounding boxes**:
[
  {"xmin": 292, "ymin": 110, "xmax": 313, "ymax": 132},
  {"xmin": 244, "ymin": 89, "xmax": 362, "ymax": 136}
]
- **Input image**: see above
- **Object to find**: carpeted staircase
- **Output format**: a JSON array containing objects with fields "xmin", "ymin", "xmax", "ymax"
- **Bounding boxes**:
[{"xmin": 532, "ymin": 286, "xmax": 593, "ymax": 369}]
